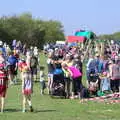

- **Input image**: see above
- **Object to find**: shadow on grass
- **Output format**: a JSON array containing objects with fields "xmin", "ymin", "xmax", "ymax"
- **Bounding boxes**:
[
  {"xmin": 34, "ymin": 109, "xmax": 57, "ymax": 113},
  {"xmin": 5, "ymin": 108, "xmax": 21, "ymax": 112},
  {"xmin": 4, "ymin": 109, "xmax": 57, "ymax": 113}
]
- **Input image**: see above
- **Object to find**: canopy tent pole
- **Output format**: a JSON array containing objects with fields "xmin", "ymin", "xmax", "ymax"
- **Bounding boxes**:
[
  {"xmin": 82, "ymin": 39, "xmax": 93, "ymax": 62},
  {"xmin": 107, "ymin": 40, "xmax": 113, "ymax": 53},
  {"xmin": 95, "ymin": 40, "xmax": 101, "ymax": 55},
  {"xmin": 100, "ymin": 41, "xmax": 105, "ymax": 56}
]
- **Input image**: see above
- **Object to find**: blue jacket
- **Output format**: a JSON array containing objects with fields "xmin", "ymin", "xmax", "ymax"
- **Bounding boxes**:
[{"xmin": 7, "ymin": 55, "xmax": 18, "ymax": 65}]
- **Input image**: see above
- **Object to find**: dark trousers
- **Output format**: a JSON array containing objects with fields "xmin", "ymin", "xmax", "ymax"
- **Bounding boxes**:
[
  {"xmin": 72, "ymin": 76, "xmax": 82, "ymax": 93},
  {"xmin": 64, "ymin": 77, "xmax": 71, "ymax": 98}
]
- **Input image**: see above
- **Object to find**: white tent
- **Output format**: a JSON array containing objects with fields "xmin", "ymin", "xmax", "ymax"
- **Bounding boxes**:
[{"xmin": 56, "ymin": 41, "xmax": 65, "ymax": 45}]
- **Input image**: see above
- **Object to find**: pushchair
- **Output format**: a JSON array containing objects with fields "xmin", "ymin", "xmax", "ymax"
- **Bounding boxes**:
[{"xmin": 50, "ymin": 69, "xmax": 66, "ymax": 98}]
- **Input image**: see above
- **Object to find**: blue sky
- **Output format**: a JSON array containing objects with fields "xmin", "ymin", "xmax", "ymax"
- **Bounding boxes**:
[{"xmin": 0, "ymin": 0, "xmax": 120, "ymax": 35}]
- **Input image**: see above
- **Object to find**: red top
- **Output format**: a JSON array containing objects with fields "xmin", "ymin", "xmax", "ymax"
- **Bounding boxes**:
[
  {"xmin": 18, "ymin": 62, "xmax": 27, "ymax": 71},
  {"xmin": 0, "ymin": 71, "xmax": 8, "ymax": 86}
]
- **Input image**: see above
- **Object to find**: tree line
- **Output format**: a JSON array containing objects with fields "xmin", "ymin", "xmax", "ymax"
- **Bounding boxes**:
[
  {"xmin": 0, "ymin": 13, "xmax": 65, "ymax": 48},
  {"xmin": 98, "ymin": 32, "xmax": 120, "ymax": 42}
]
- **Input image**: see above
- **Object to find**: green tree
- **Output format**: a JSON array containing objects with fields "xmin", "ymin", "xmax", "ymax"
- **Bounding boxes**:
[
  {"xmin": 0, "ymin": 13, "xmax": 65, "ymax": 49},
  {"xmin": 98, "ymin": 32, "xmax": 120, "ymax": 41},
  {"xmin": 43, "ymin": 20, "xmax": 65, "ymax": 43}
]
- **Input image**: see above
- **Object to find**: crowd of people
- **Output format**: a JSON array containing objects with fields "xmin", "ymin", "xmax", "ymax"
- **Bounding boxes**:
[
  {"xmin": 0, "ymin": 39, "xmax": 120, "ymax": 113},
  {"xmin": 0, "ymin": 40, "xmax": 39, "ymax": 113},
  {"xmin": 45, "ymin": 41, "xmax": 120, "ymax": 100}
]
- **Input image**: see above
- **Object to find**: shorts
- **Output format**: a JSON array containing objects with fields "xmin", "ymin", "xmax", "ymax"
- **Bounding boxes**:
[
  {"xmin": 0, "ymin": 85, "xmax": 7, "ymax": 97},
  {"xmin": 48, "ymin": 73, "xmax": 53, "ymax": 80},
  {"xmin": 8, "ymin": 65, "xmax": 17, "ymax": 75},
  {"xmin": 23, "ymin": 89, "xmax": 32, "ymax": 95}
]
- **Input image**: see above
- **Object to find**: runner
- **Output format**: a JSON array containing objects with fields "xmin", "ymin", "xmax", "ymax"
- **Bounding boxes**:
[
  {"xmin": 0, "ymin": 63, "xmax": 8, "ymax": 113},
  {"xmin": 7, "ymin": 51, "xmax": 18, "ymax": 85},
  {"xmin": 21, "ymin": 62, "xmax": 34, "ymax": 113}
]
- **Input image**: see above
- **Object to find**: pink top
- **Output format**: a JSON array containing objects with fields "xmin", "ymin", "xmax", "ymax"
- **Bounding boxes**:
[
  {"xmin": 68, "ymin": 66, "xmax": 82, "ymax": 79},
  {"xmin": 111, "ymin": 52, "xmax": 117, "ymax": 59}
]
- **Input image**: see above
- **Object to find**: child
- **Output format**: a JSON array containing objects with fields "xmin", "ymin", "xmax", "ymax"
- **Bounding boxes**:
[
  {"xmin": 40, "ymin": 66, "xmax": 46, "ymax": 95},
  {"xmin": 47, "ymin": 52, "xmax": 54, "ymax": 94},
  {"xmin": 0, "ymin": 63, "xmax": 8, "ymax": 113},
  {"xmin": 99, "ymin": 71, "xmax": 111, "ymax": 93},
  {"xmin": 21, "ymin": 63, "xmax": 33, "ymax": 113}
]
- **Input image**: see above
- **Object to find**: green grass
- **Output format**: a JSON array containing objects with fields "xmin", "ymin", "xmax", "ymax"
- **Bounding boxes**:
[{"xmin": 1, "ymin": 53, "xmax": 120, "ymax": 120}]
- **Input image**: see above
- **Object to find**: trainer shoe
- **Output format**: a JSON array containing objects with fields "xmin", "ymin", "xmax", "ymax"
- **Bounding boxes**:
[
  {"xmin": 30, "ymin": 106, "xmax": 34, "ymax": 112},
  {"xmin": 22, "ymin": 109, "xmax": 26, "ymax": 113},
  {"xmin": 1, "ymin": 109, "xmax": 3, "ymax": 113}
]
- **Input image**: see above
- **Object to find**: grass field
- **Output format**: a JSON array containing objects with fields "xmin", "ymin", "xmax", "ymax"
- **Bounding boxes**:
[{"xmin": 1, "ymin": 53, "xmax": 120, "ymax": 120}]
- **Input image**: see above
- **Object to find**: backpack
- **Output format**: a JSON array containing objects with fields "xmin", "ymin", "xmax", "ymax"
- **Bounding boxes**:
[
  {"xmin": 112, "ymin": 64, "xmax": 120, "ymax": 80},
  {"xmin": 30, "ymin": 56, "xmax": 38, "ymax": 68}
]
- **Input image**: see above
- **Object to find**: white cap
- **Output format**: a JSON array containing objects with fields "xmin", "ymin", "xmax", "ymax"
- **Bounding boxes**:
[
  {"xmin": 0, "ymin": 41, "xmax": 3, "ymax": 46},
  {"xmin": 34, "ymin": 46, "xmax": 37, "ymax": 49}
]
